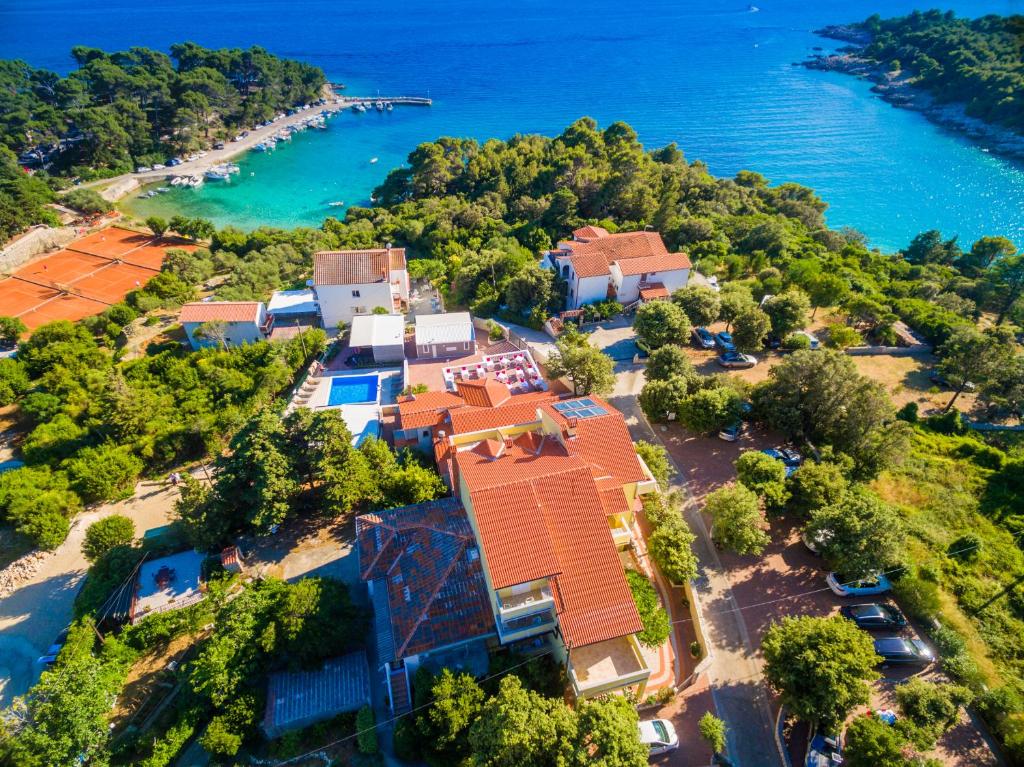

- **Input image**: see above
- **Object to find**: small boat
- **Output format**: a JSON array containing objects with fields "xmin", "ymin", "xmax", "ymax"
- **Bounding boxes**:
[
  {"xmin": 353, "ymin": 103, "xmax": 367, "ymax": 113},
  {"xmin": 328, "ymin": 201, "xmax": 345, "ymax": 207},
  {"xmin": 188, "ymin": 176, "xmax": 204, "ymax": 187},
  {"xmin": 386, "ymin": 102, "xmax": 393, "ymax": 112},
  {"xmin": 253, "ymin": 142, "xmax": 270, "ymax": 152},
  {"xmin": 981, "ymin": 148, "xmax": 991, "ymax": 153},
  {"xmin": 205, "ymin": 167, "xmax": 230, "ymax": 181},
  {"xmin": 156, "ymin": 186, "xmax": 171, "ymax": 193},
  {"xmin": 226, "ymin": 163, "xmax": 240, "ymax": 174},
  {"xmin": 170, "ymin": 176, "xmax": 186, "ymax": 186},
  {"xmin": 375, "ymin": 100, "xmax": 384, "ymax": 112},
  {"xmin": 748, "ymin": 4, "xmax": 760, "ymax": 11},
  {"xmin": 370, "ymin": 157, "xmax": 379, "ymax": 164}
]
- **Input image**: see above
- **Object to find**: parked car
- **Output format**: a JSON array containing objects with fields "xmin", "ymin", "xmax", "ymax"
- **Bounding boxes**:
[
  {"xmin": 707, "ymin": 275, "xmax": 720, "ymax": 291},
  {"xmin": 151, "ymin": 163, "xmax": 165, "ymax": 170},
  {"xmin": 763, "ymin": 334, "xmax": 782, "ymax": 350},
  {"xmin": 135, "ymin": 166, "xmax": 152, "ymax": 173},
  {"xmin": 213, "ymin": 141, "xmax": 225, "ymax": 150},
  {"xmin": 166, "ymin": 157, "xmax": 182, "ymax": 166},
  {"xmin": 692, "ymin": 326, "xmax": 716, "ymax": 349},
  {"xmin": 928, "ymin": 369, "xmax": 976, "ymax": 391},
  {"xmin": 874, "ymin": 636, "xmax": 934, "ymax": 667},
  {"xmin": 717, "ymin": 351, "xmax": 757, "ymax": 369},
  {"xmin": 827, "ymin": 572, "xmax": 892, "ymax": 597},
  {"xmin": 719, "ymin": 421, "xmax": 745, "ymax": 442},
  {"xmin": 714, "ymin": 331, "xmax": 736, "ymax": 352},
  {"xmin": 762, "ymin": 447, "xmax": 803, "ymax": 475},
  {"xmin": 806, "ymin": 732, "xmax": 843, "ymax": 767},
  {"xmin": 801, "ymin": 527, "xmax": 831, "ymax": 555},
  {"xmin": 841, "ymin": 603, "xmax": 908, "ymax": 630},
  {"xmin": 638, "ymin": 719, "xmax": 678, "ymax": 756}
]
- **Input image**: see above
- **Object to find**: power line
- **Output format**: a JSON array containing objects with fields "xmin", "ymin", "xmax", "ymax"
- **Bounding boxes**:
[{"xmin": 272, "ymin": 649, "xmax": 557, "ymax": 766}]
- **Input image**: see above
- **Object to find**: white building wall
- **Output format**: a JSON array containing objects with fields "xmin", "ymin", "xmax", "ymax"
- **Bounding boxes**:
[
  {"xmin": 572, "ymin": 274, "xmax": 611, "ymax": 309},
  {"xmin": 389, "ymin": 268, "xmax": 410, "ymax": 301},
  {"xmin": 316, "ymin": 282, "xmax": 394, "ymax": 327},
  {"xmin": 183, "ymin": 319, "xmax": 263, "ymax": 350},
  {"xmin": 657, "ymin": 267, "xmax": 690, "ymax": 295}
]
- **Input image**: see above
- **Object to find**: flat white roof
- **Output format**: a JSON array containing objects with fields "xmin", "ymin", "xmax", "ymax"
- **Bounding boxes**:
[
  {"xmin": 132, "ymin": 549, "xmax": 205, "ymax": 622},
  {"xmin": 349, "ymin": 314, "xmax": 404, "ymax": 348},
  {"xmin": 268, "ymin": 289, "xmax": 318, "ymax": 315},
  {"xmin": 415, "ymin": 312, "xmax": 474, "ymax": 345},
  {"xmin": 340, "ymin": 404, "xmax": 381, "ymax": 445}
]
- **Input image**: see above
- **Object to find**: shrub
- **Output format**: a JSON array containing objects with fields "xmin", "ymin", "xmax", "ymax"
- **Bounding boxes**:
[
  {"xmin": 82, "ymin": 515, "xmax": 135, "ymax": 561},
  {"xmin": 892, "ymin": 571, "xmax": 941, "ymax": 622},
  {"xmin": 635, "ymin": 441, "xmax": 674, "ymax": 489},
  {"xmin": 356, "ymin": 705, "xmax": 378, "ymax": 755},
  {"xmin": 824, "ymin": 323, "xmax": 862, "ymax": 349},
  {"xmin": 698, "ymin": 712, "xmax": 727, "ymax": 755},
  {"xmin": 925, "ymin": 408, "xmax": 966, "ymax": 435},
  {"xmin": 63, "ymin": 188, "xmax": 114, "ymax": 215},
  {"xmin": 393, "ymin": 717, "xmax": 421, "ymax": 762},
  {"xmin": 625, "ymin": 569, "xmax": 670, "ymax": 648},
  {"xmin": 782, "ymin": 332, "xmax": 811, "ymax": 350},
  {"xmin": 896, "ymin": 401, "xmax": 919, "ymax": 422},
  {"xmin": 648, "ymin": 514, "xmax": 698, "ymax": 585},
  {"xmin": 948, "ymin": 533, "xmax": 983, "ymax": 562}
]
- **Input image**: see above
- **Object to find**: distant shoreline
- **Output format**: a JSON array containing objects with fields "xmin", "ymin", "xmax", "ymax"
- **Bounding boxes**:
[{"xmin": 802, "ymin": 25, "xmax": 1024, "ymax": 164}]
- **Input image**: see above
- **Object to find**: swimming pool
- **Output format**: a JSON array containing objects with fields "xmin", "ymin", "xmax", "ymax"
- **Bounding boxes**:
[{"xmin": 327, "ymin": 374, "xmax": 379, "ymax": 406}]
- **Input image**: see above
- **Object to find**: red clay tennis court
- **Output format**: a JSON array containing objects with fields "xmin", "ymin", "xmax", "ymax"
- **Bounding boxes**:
[{"xmin": 0, "ymin": 226, "xmax": 196, "ymax": 332}]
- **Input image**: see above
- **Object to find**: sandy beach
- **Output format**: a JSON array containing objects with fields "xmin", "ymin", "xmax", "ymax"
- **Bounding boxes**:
[{"xmin": 87, "ymin": 94, "xmax": 349, "ymax": 203}]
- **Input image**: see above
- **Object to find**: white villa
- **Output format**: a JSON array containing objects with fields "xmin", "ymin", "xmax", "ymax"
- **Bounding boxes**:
[
  {"xmin": 312, "ymin": 247, "xmax": 409, "ymax": 328},
  {"xmin": 178, "ymin": 301, "xmax": 272, "ymax": 349}
]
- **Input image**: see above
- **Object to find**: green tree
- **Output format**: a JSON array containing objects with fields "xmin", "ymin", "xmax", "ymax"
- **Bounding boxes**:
[
  {"xmin": 638, "ymin": 377, "xmax": 690, "ymax": 423},
  {"xmin": 786, "ymin": 459, "xmax": 849, "ymax": 518},
  {"xmin": 718, "ymin": 283, "xmax": 755, "ymax": 331},
  {"xmin": 752, "ymin": 350, "xmax": 907, "ymax": 477},
  {"xmin": 634, "ymin": 301, "xmax": 690, "ymax": 350},
  {"xmin": 574, "ymin": 695, "xmax": 648, "ymax": 767},
  {"xmin": 192, "ymin": 319, "xmax": 228, "ymax": 349},
  {"xmin": 731, "ymin": 306, "xmax": 771, "ymax": 352},
  {"xmin": 145, "ymin": 216, "xmax": 168, "ymax": 237},
  {"xmin": 762, "ymin": 615, "xmax": 879, "ymax": 729},
  {"xmin": 704, "ymin": 484, "xmax": 769, "ymax": 555},
  {"xmin": 468, "ymin": 675, "xmax": 578, "ymax": 767},
  {"xmin": 808, "ymin": 274, "xmax": 849, "ymax": 318},
  {"xmin": 546, "ymin": 329, "xmax": 615, "ymax": 396},
  {"xmin": 824, "ymin": 322, "xmax": 862, "ymax": 349},
  {"xmin": 634, "ymin": 441, "xmax": 673, "ymax": 489},
  {"xmin": 624, "ymin": 569, "xmax": 670, "ymax": 648},
  {"xmin": 64, "ymin": 443, "xmax": 144, "ymax": 503},
  {"xmin": 417, "ymin": 669, "xmax": 486, "ymax": 765},
  {"xmin": 303, "ymin": 409, "xmax": 372, "ymax": 516},
  {"xmin": 807, "ymin": 487, "xmax": 905, "ymax": 579},
  {"xmin": 671, "ymin": 285, "xmax": 721, "ymax": 326},
  {"xmin": 735, "ymin": 450, "xmax": 789, "ymax": 510},
  {"xmin": 644, "ymin": 344, "xmax": 694, "ymax": 382},
  {"xmin": 987, "ymin": 253, "xmax": 1024, "ymax": 324},
  {"xmin": 82, "ymin": 514, "xmax": 134, "ymax": 561},
  {"xmin": 959, "ymin": 235, "xmax": 1016, "ymax": 275},
  {"xmin": 938, "ymin": 325, "xmax": 1015, "ymax": 411},
  {"xmin": 0, "ymin": 358, "xmax": 29, "ymax": 405},
  {"xmin": 677, "ymin": 386, "xmax": 742, "ymax": 435},
  {"xmin": 842, "ymin": 714, "xmax": 916, "ymax": 767},
  {"xmin": 0, "ymin": 316, "xmax": 26, "ymax": 347},
  {"xmin": 698, "ymin": 712, "xmax": 727, "ymax": 756},
  {"xmin": 648, "ymin": 513, "xmax": 698, "ymax": 585},
  {"xmin": 895, "ymin": 678, "xmax": 973, "ymax": 749},
  {"xmin": 762, "ymin": 289, "xmax": 810, "ymax": 337},
  {"xmin": 356, "ymin": 705, "xmax": 378, "ymax": 755}
]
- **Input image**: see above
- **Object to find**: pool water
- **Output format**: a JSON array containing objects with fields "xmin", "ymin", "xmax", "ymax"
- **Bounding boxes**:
[{"xmin": 327, "ymin": 375, "xmax": 379, "ymax": 406}]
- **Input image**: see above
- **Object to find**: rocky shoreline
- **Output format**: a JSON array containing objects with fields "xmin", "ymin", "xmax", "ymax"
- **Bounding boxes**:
[{"xmin": 801, "ymin": 25, "xmax": 1024, "ymax": 163}]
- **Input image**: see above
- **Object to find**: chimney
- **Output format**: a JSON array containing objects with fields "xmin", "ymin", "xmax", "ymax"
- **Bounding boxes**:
[
  {"xmin": 385, "ymin": 242, "xmax": 392, "ymax": 252},
  {"xmin": 438, "ymin": 430, "xmax": 446, "ymax": 439}
]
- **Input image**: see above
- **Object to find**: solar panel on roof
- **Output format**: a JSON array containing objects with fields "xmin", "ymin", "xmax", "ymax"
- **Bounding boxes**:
[
  {"xmin": 556, "ymin": 400, "xmax": 608, "ymax": 419},
  {"xmin": 580, "ymin": 398, "xmax": 597, "ymax": 407},
  {"xmin": 553, "ymin": 402, "xmax": 572, "ymax": 412}
]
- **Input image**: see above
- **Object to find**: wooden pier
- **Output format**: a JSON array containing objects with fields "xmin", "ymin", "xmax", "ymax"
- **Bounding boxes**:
[{"xmin": 341, "ymin": 96, "xmax": 432, "ymax": 107}]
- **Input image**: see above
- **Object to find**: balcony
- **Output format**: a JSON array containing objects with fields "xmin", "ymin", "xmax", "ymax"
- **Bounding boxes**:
[
  {"xmin": 496, "ymin": 607, "xmax": 556, "ymax": 644},
  {"xmin": 609, "ymin": 518, "xmax": 633, "ymax": 549},
  {"xmin": 497, "ymin": 584, "xmax": 554, "ymax": 616},
  {"xmin": 569, "ymin": 634, "xmax": 650, "ymax": 700}
]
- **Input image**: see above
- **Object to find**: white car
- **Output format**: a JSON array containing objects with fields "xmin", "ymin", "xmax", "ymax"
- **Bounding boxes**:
[
  {"xmin": 152, "ymin": 163, "xmax": 165, "ymax": 170},
  {"xmin": 135, "ymin": 166, "xmax": 152, "ymax": 173},
  {"xmin": 638, "ymin": 719, "xmax": 678, "ymax": 756}
]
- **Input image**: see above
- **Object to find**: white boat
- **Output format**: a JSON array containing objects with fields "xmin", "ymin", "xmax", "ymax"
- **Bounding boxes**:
[
  {"xmin": 205, "ymin": 166, "xmax": 231, "ymax": 181},
  {"xmin": 226, "ymin": 163, "xmax": 240, "ymax": 174},
  {"xmin": 353, "ymin": 103, "xmax": 367, "ymax": 113},
  {"xmin": 386, "ymin": 102, "xmax": 393, "ymax": 112},
  {"xmin": 370, "ymin": 157, "xmax": 379, "ymax": 164},
  {"xmin": 328, "ymin": 201, "xmax": 345, "ymax": 207},
  {"xmin": 170, "ymin": 176, "xmax": 186, "ymax": 186},
  {"xmin": 188, "ymin": 176, "xmax": 204, "ymax": 187},
  {"xmin": 276, "ymin": 131, "xmax": 291, "ymax": 141},
  {"xmin": 156, "ymin": 187, "xmax": 171, "ymax": 193},
  {"xmin": 375, "ymin": 100, "xmax": 384, "ymax": 112}
]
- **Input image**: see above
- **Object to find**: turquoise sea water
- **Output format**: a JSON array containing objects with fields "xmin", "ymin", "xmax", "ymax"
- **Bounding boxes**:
[{"xmin": 2, "ymin": 0, "xmax": 1023, "ymax": 250}]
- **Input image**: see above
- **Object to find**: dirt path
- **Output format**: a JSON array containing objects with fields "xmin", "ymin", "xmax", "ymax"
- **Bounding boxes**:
[{"xmin": 0, "ymin": 477, "xmax": 180, "ymax": 707}]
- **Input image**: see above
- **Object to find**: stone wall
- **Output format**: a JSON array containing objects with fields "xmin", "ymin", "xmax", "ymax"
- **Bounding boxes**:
[{"xmin": 0, "ymin": 225, "xmax": 76, "ymax": 273}]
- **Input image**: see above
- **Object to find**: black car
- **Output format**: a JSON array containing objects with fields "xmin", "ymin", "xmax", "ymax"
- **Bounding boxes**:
[
  {"xmin": 714, "ymin": 331, "xmax": 736, "ymax": 352},
  {"xmin": 692, "ymin": 327, "xmax": 716, "ymax": 349},
  {"xmin": 874, "ymin": 637, "xmax": 934, "ymax": 667},
  {"xmin": 213, "ymin": 141, "xmax": 225, "ymax": 150},
  {"xmin": 840, "ymin": 603, "xmax": 907, "ymax": 630}
]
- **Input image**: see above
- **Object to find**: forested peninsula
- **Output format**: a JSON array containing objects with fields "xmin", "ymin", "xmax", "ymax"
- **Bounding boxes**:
[
  {"xmin": 805, "ymin": 10, "xmax": 1024, "ymax": 158},
  {"xmin": 0, "ymin": 44, "xmax": 325, "ymax": 240}
]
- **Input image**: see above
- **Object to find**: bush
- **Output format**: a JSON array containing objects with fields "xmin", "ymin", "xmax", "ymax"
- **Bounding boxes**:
[
  {"xmin": 782, "ymin": 332, "xmax": 811, "ymax": 350},
  {"xmin": 896, "ymin": 401, "xmax": 919, "ymax": 423},
  {"xmin": 634, "ymin": 441, "xmax": 673, "ymax": 489},
  {"xmin": 824, "ymin": 323, "xmax": 862, "ymax": 349},
  {"xmin": 63, "ymin": 188, "xmax": 114, "ymax": 215},
  {"xmin": 648, "ymin": 513, "xmax": 698, "ymax": 585},
  {"xmin": 925, "ymin": 408, "xmax": 966, "ymax": 435},
  {"xmin": 82, "ymin": 515, "xmax": 135, "ymax": 561},
  {"xmin": 393, "ymin": 717, "xmax": 421, "ymax": 762},
  {"xmin": 64, "ymin": 443, "xmax": 144, "ymax": 503},
  {"xmin": 677, "ymin": 386, "xmax": 742, "ymax": 435},
  {"xmin": 892, "ymin": 570, "xmax": 941, "ymax": 622},
  {"xmin": 947, "ymin": 533, "xmax": 983, "ymax": 561},
  {"xmin": 356, "ymin": 705, "xmax": 378, "ymax": 755},
  {"xmin": 625, "ymin": 569, "xmax": 670, "ymax": 648}
]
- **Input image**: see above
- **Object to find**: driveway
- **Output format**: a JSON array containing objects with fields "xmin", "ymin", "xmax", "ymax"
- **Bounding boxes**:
[
  {"xmin": 607, "ymin": 363, "xmax": 784, "ymax": 767},
  {"xmin": 0, "ymin": 476, "xmax": 179, "ymax": 707}
]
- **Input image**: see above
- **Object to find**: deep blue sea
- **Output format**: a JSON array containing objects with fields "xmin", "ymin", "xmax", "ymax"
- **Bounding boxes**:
[{"xmin": 2, "ymin": 0, "xmax": 1023, "ymax": 250}]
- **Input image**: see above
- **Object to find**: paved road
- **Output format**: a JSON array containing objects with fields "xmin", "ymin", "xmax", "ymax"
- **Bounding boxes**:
[
  {"xmin": 0, "ymin": 477, "xmax": 179, "ymax": 707},
  {"xmin": 605, "ymin": 356, "xmax": 783, "ymax": 767}
]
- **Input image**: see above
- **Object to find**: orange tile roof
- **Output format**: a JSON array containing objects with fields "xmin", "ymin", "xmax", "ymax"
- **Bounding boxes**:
[
  {"xmin": 179, "ymin": 301, "xmax": 262, "ymax": 323},
  {"xmin": 447, "ymin": 393, "xmax": 555, "ymax": 435},
  {"xmin": 562, "ymin": 231, "xmax": 690, "ymax": 279},
  {"xmin": 572, "ymin": 225, "xmax": 610, "ymax": 240},
  {"xmin": 457, "ymin": 377, "xmax": 512, "ymax": 408},
  {"xmin": 397, "ymin": 391, "xmax": 466, "ymax": 431},
  {"xmin": 639, "ymin": 283, "xmax": 670, "ymax": 300},
  {"xmin": 541, "ymin": 397, "xmax": 647, "ymax": 486},
  {"xmin": 313, "ymin": 248, "xmax": 406, "ymax": 285},
  {"xmin": 598, "ymin": 486, "xmax": 631, "ymax": 517},
  {"xmin": 615, "ymin": 252, "xmax": 692, "ymax": 276}
]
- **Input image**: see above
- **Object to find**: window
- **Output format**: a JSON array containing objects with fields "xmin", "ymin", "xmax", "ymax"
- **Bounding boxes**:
[
  {"xmin": 351, "ymin": 289, "xmax": 361, "ymax": 298},
  {"xmin": 355, "ymin": 306, "xmax": 367, "ymax": 314}
]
